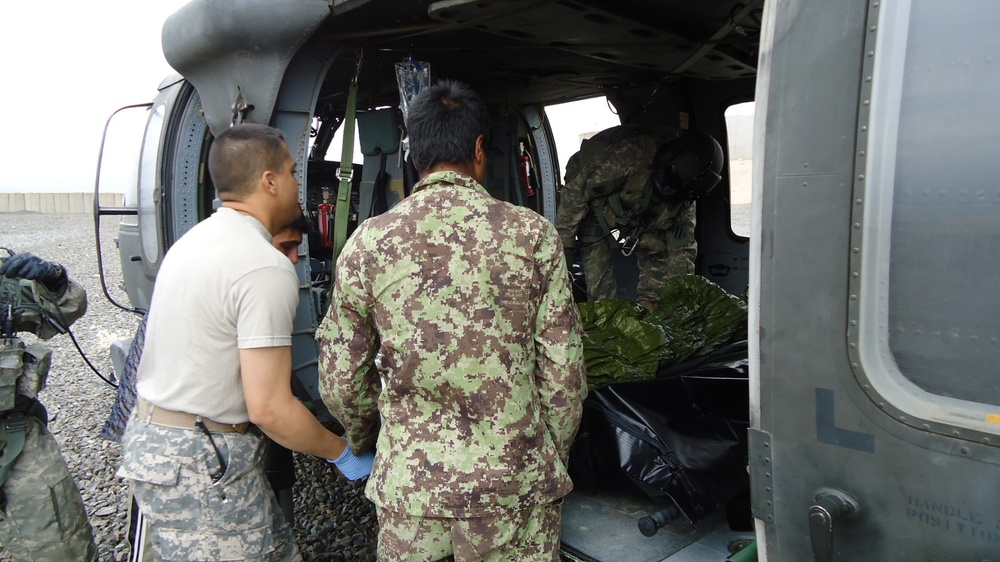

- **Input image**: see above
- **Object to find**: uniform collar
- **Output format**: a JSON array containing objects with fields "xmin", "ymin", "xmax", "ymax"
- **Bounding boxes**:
[{"xmin": 412, "ymin": 170, "xmax": 490, "ymax": 197}]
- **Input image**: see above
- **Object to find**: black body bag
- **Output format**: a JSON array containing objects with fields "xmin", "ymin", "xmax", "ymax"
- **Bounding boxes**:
[{"xmin": 568, "ymin": 340, "xmax": 751, "ymax": 528}]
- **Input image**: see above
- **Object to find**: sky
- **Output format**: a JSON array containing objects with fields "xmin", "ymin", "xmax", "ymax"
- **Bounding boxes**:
[
  {"xmin": 1, "ymin": 1, "xmax": 191, "ymax": 193},
  {"xmin": 0, "ymin": 1, "xmax": 693, "ymax": 194}
]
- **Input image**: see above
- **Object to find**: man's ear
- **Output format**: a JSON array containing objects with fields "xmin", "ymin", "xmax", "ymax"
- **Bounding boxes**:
[
  {"xmin": 261, "ymin": 169, "xmax": 278, "ymax": 196},
  {"xmin": 471, "ymin": 134, "xmax": 488, "ymax": 183},
  {"xmin": 475, "ymin": 134, "xmax": 486, "ymax": 164}
]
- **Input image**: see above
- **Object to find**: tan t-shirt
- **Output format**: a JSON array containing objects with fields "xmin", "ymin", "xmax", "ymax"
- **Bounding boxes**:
[{"xmin": 136, "ymin": 207, "xmax": 299, "ymax": 423}]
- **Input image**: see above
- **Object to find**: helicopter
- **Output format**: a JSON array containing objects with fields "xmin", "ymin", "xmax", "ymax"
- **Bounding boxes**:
[{"xmin": 92, "ymin": 0, "xmax": 1000, "ymax": 560}]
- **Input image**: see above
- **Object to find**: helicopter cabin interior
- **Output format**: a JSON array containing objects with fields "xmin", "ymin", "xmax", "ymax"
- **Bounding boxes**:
[{"xmin": 100, "ymin": 1, "xmax": 767, "ymax": 560}]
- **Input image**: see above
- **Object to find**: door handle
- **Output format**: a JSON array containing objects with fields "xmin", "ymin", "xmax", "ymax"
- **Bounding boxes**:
[{"xmin": 808, "ymin": 488, "xmax": 859, "ymax": 562}]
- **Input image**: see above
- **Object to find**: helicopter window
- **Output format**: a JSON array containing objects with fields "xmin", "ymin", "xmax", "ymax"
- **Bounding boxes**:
[
  {"xmin": 96, "ymin": 108, "xmax": 148, "ymax": 208},
  {"xmin": 311, "ymin": 116, "xmax": 363, "ymax": 164},
  {"xmin": 725, "ymin": 102, "xmax": 754, "ymax": 238},
  {"xmin": 857, "ymin": 0, "xmax": 1000, "ymax": 433},
  {"xmin": 139, "ymin": 102, "xmax": 165, "ymax": 264},
  {"xmin": 544, "ymin": 97, "xmax": 621, "ymax": 183}
]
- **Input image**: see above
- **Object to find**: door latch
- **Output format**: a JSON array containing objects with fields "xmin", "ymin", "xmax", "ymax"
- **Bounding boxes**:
[{"xmin": 808, "ymin": 488, "xmax": 860, "ymax": 562}]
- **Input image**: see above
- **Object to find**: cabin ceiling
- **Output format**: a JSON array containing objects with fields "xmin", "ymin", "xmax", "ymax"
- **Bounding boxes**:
[{"xmin": 315, "ymin": 0, "xmax": 763, "ymax": 108}]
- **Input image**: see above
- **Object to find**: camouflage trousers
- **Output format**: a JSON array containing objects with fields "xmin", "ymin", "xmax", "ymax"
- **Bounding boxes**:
[
  {"xmin": 117, "ymin": 418, "xmax": 301, "ymax": 562},
  {"xmin": 578, "ymin": 221, "xmax": 696, "ymax": 304},
  {"xmin": 0, "ymin": 413, "xmax": 97, "ymax": 561},
  {"xmin": 375, "ymin": 501, "xmax": 563, "ymax": 562}
]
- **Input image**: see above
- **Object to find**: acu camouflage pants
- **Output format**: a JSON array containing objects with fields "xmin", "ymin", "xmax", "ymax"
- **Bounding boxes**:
[
  {"xmin": 0, "ymin": 414, "xmax": 96, "ymax": 561},
  {"xmin": 117, "ymin": 419, "xmax": 300, "ymax": 562}
]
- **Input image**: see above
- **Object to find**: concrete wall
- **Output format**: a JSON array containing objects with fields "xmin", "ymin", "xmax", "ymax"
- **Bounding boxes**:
[{"xmin": 0, "ymin": 193, "xmax": 125, "ymax": 214}]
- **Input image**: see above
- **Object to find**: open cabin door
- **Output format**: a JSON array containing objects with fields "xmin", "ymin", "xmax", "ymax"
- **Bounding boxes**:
[
  {"xmin": 94, "ymin": 77, "xmax": 202, "ymax": 315},
  {"xmin": 93, "ymin": 102, "xmax": 152, "ymax": 314},
  {"xmin": 754, "ymin": 0, "xmax": 1000, "ymax": 560}
]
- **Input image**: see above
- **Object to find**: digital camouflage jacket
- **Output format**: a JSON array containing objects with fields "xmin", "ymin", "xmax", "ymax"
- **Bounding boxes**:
[
  {"xmin": 318, "ymin": 170, "xmax": 587, "ymax": 518},
  {"xmin": 555, "ymin": 126, "xmax": 697, "ymax": 302}
]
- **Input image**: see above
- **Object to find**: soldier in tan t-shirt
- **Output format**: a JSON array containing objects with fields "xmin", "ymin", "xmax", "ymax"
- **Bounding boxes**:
[{"xmin": 118, "ymin": 124, "xmax": 372, "ymax": 561}]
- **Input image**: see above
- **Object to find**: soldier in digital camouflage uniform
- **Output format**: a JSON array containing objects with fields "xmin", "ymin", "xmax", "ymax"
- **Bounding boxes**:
[
  {"xmin": 554, "ymin": 125, "xmax": 724, "ymax": 310},
  {"xmin": 317, "ymin": 79, "xmax": 587, "ymax": 562},
  {"xmin": 117, "ymin": 124, "xmax": 372, "ymax": 562},
  {"xmin": 0, "ymin": 251, "xmax": 97, "ymax": 561}
]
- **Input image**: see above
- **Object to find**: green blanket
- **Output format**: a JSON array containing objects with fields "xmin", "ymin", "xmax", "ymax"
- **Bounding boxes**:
[{"xmin": 578, "ymin": 275, "xmax": 748, "ymax": 388}]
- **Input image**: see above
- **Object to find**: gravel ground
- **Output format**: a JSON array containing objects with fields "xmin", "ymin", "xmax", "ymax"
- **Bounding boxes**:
[{"xmin": 0, "ymin": 212, "xmax": 376, "ymax": 561}]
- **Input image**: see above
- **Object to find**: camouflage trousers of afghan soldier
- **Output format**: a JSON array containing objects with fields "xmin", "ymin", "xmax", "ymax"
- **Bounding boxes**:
[
  {"xmin": 0, "ymin": 413, "xmax": 97, "ymax": 561},
  {"xmin": 578, "ymin": 220, "xmax": 696, "ymax": 304},
  {"xmin": 117, "ymin": 418, "xmax": 301, "ymax": 562},
  {"xmin": 375, "ymin": 500, "xmax": 563, "ymax": 562}
]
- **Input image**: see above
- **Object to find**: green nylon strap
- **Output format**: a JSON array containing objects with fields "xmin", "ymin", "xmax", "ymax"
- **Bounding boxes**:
[
  {"xmin": 591, "ymin": 174, "xmax": 653, "ymax": 251},
  {"xmin": 611, "ymin": 177, "xmax": 653, "ymax": 226},
  {"xmin": 0, "ymin": 412, "xmax": 27, "ymax": 487},
  {"xmin": 594, "ymin": 197, "xmax": 618, "ymax": 249},
  {"xmin": 333, "ymin": 79, "xmax": 359, "ymax": 264}
]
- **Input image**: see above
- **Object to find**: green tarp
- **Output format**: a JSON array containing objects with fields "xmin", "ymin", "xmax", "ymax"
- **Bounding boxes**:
[{"xmin": 578, "ymin": 275, "xmax": 748, "ymax": 388}]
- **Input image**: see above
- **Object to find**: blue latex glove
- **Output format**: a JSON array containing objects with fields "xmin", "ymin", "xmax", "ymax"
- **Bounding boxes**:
[
  {"xmin": 328, "ymin": 442, "xmax": 374, "ymax": 481},
  {"xmin": 0, "ymin": 252, "xmax": 67, "ymax": 293}
]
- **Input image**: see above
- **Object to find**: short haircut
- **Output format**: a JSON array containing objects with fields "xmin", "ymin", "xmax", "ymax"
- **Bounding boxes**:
[
  {"xmin": 208, "ymin": 124, "xmax": 288, "ymax": 197},
  {"xmin": 406, "ymin": 80, "xmax": 489, "ymax": 172}
]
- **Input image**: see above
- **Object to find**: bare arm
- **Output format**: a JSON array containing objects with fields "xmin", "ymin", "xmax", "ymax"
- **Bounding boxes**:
[{"xmin": 241, "ymin": 346, "xmax": 347, "ymax": 461}]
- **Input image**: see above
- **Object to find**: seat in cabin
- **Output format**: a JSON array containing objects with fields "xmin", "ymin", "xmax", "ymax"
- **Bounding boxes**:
[{"xmin": 357, "ymin": 109, "xmax": 406, "ymax": 222}]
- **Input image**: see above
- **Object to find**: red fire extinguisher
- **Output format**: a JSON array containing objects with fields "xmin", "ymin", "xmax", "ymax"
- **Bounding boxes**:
[
  {"xmin": 519, "ymin": 141, "xmax": 535, "ymax": 197},
  {"xmin": 317, "ymin": 190, "xmax": 334, "ymax": 248}
]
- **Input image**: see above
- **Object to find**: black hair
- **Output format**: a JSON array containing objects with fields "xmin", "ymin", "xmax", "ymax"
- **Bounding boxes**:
[
  {"xmin": 208, "ymin": 124, "xmax": 288, "ymax": 197},
  {"xmin": 288, "ymin": 213, "xmax": 315, "ymax": 235},
  {"xmin": 406, "ymin": 80, "xmax": 490, "ymax": 172}
]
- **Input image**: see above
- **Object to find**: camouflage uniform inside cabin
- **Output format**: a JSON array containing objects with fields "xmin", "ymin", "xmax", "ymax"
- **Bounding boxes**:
[{"xmin": 555, "ymin": 125, "xmax": 720, "ymax": 309}]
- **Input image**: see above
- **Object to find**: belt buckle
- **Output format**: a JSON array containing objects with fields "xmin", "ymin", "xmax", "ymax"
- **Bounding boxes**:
[
  {"xmin": 3, "ymin": 411, "xmax": 27, "ymax": 432},
  {"xmin": 620, "ymin": 236, "xmax": 638, "ymax": 257}
]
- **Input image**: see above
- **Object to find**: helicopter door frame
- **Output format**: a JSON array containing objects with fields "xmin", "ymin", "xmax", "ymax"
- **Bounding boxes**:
[{"xmin": 93, "ymin": 102, "xmax": 151, "ymax": 314}]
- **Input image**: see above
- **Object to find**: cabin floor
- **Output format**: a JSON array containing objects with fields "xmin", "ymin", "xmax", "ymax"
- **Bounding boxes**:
[{"xmin": 560, "ymin": 489, "xmax": 754, "ymax": 562}]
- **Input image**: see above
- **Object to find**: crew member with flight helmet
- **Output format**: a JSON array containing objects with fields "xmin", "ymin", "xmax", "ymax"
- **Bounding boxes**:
[
  {"xmin": 555, "ymin": 125, "xmax": 724, "ymax": 310},
  {"xmin": 0, "ymin": 251, "xmax": 97, "ymax": 561}
]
